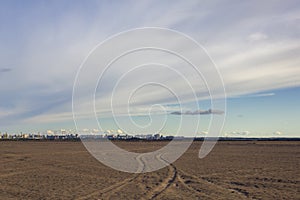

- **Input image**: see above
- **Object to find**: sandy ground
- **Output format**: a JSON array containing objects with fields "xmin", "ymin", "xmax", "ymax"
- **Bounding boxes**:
[{"xmin": 0, "ymin": 141, "xmax": 299, "ymax": 199}]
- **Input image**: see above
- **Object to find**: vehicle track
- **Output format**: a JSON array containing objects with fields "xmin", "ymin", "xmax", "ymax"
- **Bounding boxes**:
[
  {"xmin": 144, "ymin": 154, "xmax": 177, "ymax": 200},
  {"xmin": 76, "ymin": 153, "xmax": 248, "ymax": 200},
  {"xmin": 176, "ymin": 168, "xmax": 248, "ymax": 199},
  {"xmin": 176, "ymin": 173, "xmax": 211, "ymax": 199},
  {"xmin": 76, "ymin": 154, "xmax": 145, "ymax": 200}
]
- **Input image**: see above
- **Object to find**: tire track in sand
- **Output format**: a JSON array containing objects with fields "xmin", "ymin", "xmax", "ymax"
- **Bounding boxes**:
[
  {"xmin": 76, "ymin": 154, "xmax": 145, "ymax": 200},
  {"xmin": 144, "ymin": 153, "xmax": 177, "ymax": 200},
  {"xmin": 176, "ymin": 169, "xmax": 248, "ymax": 199}
]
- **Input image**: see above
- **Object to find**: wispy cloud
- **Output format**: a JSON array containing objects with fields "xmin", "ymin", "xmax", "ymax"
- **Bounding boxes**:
[
  {"xmin": 248, "ymin": 32, "xmax": 268, "ymax": 42},
  {"xmin": 0, "ymin": 68, "xmax": 12, "ymax": 73},
  {"xmin": 231, "ymin": 92, "xmax": 275, "ymax": 99},
  {"xmin": 249, "ymin": 93, "xmax": 275, "ymax": 97},
  {"xmin": 0, "ymin": 0, "xmax": 299, "ymax": 131}
]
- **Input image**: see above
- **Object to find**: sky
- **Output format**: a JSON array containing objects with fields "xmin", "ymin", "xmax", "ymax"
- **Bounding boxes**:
[{"xmin": 0, "ymin": 0, "xmax": 299, "ymax": 137}]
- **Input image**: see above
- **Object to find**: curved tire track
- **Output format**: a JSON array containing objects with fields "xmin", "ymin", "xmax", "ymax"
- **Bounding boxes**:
[
  {"xmin": 145, "ymin": 154, "xmax": 177, "ymax": 200},
  {"xmin": 76, "ymin": 154, "xmax": 145, "ymax": 200}
]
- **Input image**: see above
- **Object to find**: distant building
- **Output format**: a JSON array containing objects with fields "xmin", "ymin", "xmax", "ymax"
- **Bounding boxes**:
[{"xmin": 154, "ymin": 134, "xmax": 161, "ymax": 140}]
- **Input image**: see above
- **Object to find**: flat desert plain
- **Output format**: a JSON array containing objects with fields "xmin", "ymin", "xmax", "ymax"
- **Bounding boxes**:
[{"xmin": 0, "ymin": 141, "xmax": 299, "ymax": 199}]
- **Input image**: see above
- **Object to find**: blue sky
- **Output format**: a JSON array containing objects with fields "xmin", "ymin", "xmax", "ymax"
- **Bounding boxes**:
[{"xmin": 0, "ymin": 0, "xmax": 299, "ymax": 137}]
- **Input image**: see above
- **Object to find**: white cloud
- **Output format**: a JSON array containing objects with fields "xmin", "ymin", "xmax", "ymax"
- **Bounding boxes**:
[
  {"xmin": 248, "ymin": 93, "xmax": 275, "ymax": 97},
  {"xmin": 248, "ymin": 32, "xmax": 268, "ymax": 41},
  {"xmin": 200, "ymin": 131, "xmax": 208, "ymax": 135},
  {"xmin": 226, "ymin": 131, "xmax": 250, "ymax": 136},
  {"xmin": 92, "ymin": 129, "xmax": 100, "ymax": 133},
  {"xmin": 231, "ymin": 92, "xmax": 275, "ymax": 99},
  {"xmin": 274, "ymin": 131, "xmax": 283, "ymax": 135}
]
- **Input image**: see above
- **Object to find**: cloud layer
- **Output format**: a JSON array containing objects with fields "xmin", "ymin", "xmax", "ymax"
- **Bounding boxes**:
[
  {"xmin": 0, "ymin": 0, "xmax": 299, "ymax": 132},
  {"xmin": 171, "ymin": 109, "xmax": 224, "ymax": 115}
]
